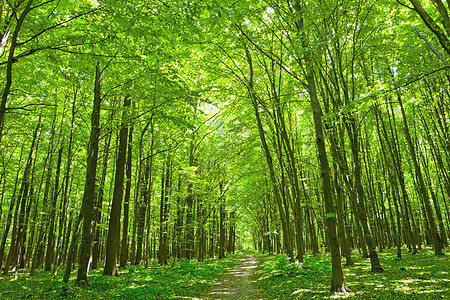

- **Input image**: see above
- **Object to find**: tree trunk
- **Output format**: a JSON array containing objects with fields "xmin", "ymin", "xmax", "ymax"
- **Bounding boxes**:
[
  {"xmin": 91, "ymin": 132, "xmax": 111, "ymax": 269},
  {"xmin": 294, "ymin": 1, "xmax": 346, "ymax": 289},
  {"xmin": 0, "ymin": 145, "xmax": 24, "ymax": 272},
  {"xmin": 0, "ymin": 0, "xmax": 34, "ymax": 142},
  {"xmin": 4, "ymin": 116, "xmax": 40, "ymax": 276},
  {"xmin": 135, "ymin": 118, "xmax": 153, "ymax": 265},
  {"xmin": 120, "ymin": 125, "xmax": 133, "ymax": 267},
  {"xmin": 219, "ymin": 186, "xmax": 226, "ymax": 259},
  {"xmin": 243, "ymin": 45, "xmax": 294, "ymax": 260},
  {"xmin": 103, "ymin": 96, "xmax": 131, "ymax": 276},
  {"xmin": 54, "ymin": 94, "xmax": 77, "ymax": 272},
  {"xmin": 375, "ymin": 107, "xmax": 402, "ymax": 259},
  {"xmin": 396, "ymin": 91, "xmax": 443, "ymax": 255},
  {"xmin": 75, "ymin": 62, "xmax": 103, "ymax": 285},
  {"xmin": 44, "ymin": 144, "xmax": 63, "ymax": 271},
  {"xmin": 158, "ymin": 154, "xmax": 171, "ymax": 265}
]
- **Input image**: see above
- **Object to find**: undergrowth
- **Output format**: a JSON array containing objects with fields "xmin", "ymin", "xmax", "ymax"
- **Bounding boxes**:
[
  {"xmin": 254, "ymin": 247, "xmax": 450, "ymax": 299},
  {"xmin": 0, "ymin": 257, "xmax": 231, "ymax": 299}
]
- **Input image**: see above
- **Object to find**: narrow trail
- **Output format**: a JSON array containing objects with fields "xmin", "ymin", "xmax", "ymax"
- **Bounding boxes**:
[{"xmin": 197, "ymin": 254, "xmax": 263, "ymax": 300}]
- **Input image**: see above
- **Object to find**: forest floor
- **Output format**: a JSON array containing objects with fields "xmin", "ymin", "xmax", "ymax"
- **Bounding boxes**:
[
  {"xmin": 196, "ymin": 254, "xmax": 263, "ymax": 299},
  {"xmin": 254, "ymin": 247, "xmax": 450, "ymax": 299},
  {"xmin": 0, "ymin": 248, "xmax": 449, "ymax": 299},
  {"xmin": 0, "ymin": 256, "xmax": 231, "ymax": 299}
]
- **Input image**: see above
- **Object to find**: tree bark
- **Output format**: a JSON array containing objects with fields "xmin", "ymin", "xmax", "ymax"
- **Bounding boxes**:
[
  {"xmin": 103, "ymin": 96, "xmax": 131, "ymax": 276},
  {"xmin": 120, "ymin": 125, "xmax": 133, "ymax": 267},
  {"xmin": 243, "ymin": 45, "xmax": 294, "ymax": 260},
  {"xmin": 75, "ymin": 62, "xmax": 103, "ymax": 285},
  {"xmin": 44, "ymin": 144, "xmax": 63, "ymax": 271},
  {"xmin": 396, "ymin": 91, "xmax": 444, "ymax": 255},
  {"xmin": 4, "ymin": 116, "xmax": 40, "ymax": 275},
  {"xmin": 0, "ymin": 0, "xmax": 34, "ymax": 142},
  {"xmin": 294, "ymin": 0, "xmax": 346, "ymax": 291}
]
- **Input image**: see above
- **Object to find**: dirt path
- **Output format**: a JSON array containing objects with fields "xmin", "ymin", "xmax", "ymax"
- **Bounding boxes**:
[{"xmin": 196, "ymin": 254, "xmax": 263, "ymax": 300}]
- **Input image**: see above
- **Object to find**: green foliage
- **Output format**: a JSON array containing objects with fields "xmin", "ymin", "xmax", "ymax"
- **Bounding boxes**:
[
  {"xmin": 0, "ymin": 258, "xmax": 228, "ymax": 299},
  {"xmin": 273, "ymin": 256, "xmax": 306, "ymax": 277},
  {"xmin": 254, "ymin": 248, "xmax": 450, "ymax": 299}
]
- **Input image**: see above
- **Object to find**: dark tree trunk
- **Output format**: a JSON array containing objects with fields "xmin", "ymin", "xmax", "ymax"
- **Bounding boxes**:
[
  {"xmin": 243, "ymin": 45, "xmax": 294, "ymax": 260},
  {"xmin": 396, "ymin": 92, "xmax": 443, "ymax": 254},
  {"xmin": 0, "ymin": 0, "xmax": 33, "ymax": 142},
  {"xmin": 219, "ymin": 182, "xmax": 226, "ymax": 259},
  {"xmin": 0, "ymin": 145, "xmax": 24, "ymax": 272},
  {"xmin": 75, "ymin": 62, "xmax": 103, "ymax": 285},
  {"xmin": 135, "ymin": 118, "xmax": 153, "ymax": 265},
  {"xmin": 4, "ymin": 116, "xmax": 40, "ymax": 276},
  {"xmin": 91, "ymin": 133, "xmax": 111, "ymax": 269},
  {"xmin": 44, "ymin": 144, "xmax": 63, "ymax": 271},
  {"xmin": 63, "ymin": 213, "xmax": 82, "ymax": 283},
  {"xmin": 120, "ymin": 125, "xmax": 133, "ymax": 267},
  {"xmin": 294, "ymin": 2, "xmax": 347, "ymax": 289},
  {"xmin": 158, "ymin": 154, "xmax": 171, "ymax": 265},
  {"xmin": 54, "ymin": 95, "xmax": 77, "ymax": 272},
  {"xmin": 103, "ymin": 96, "xmax": 131, "ymax": 276}
]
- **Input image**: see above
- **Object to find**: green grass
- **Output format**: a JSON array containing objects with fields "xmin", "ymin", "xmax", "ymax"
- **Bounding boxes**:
[
  {"xmin": 254, "ymin": 247, "xmax": 450, "ymax": 299},
  {"xmin": 1, "ymin": 249, "xmax": 449, "ymax": 299},
  {"xmin": 0, "ymin": 257, "xmax": 233, "ymax": 299}
]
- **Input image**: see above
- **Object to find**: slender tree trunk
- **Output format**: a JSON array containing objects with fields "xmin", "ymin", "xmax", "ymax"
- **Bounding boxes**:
[
  {"xmin": 120, "ymin": 126, "xmax": 133, "ymax": 267},
  {"xmin": 0, "ymin": 145, "xmax": 24, "ymax": 272},
  {"xmin": 375, "ymin": 107, "xmax": 402, "ymax": 259},
  {"xmin": 54, "ymin": 93, "xmax": 77, "ymax": 273},
  {"xmin": 91, "ymin": 132, "xmax": 111, "ymax": 269},
  {"xmin": 158, "ymin": 154, "xmax": 171, "ymax": 265},
  {"xmin": 44, "ymin": 144, "xmax": 63, "ymax": 271},
  {"xmin": 0, "ymin": 0, "xmax": 34, "ymax": 142},
  {"xmin": 103, "ymin": 96, "xmax": 131, "ymax": 276},
  {"xmin": 396, "ymin": 91, "xmax": 444, "ymax": 255},
  {"xmin": 63, "ymin": 213, "xmax": 82, "ymax": 283},
  {"xmin": 384, "ymin": 103, "xmax": 419, "ymax": 254},
  {"xmin": 4, "ymin": 116, "xmax": 40, "ymax": 276},
  {"xmin": 219, "ymin": 184, "xmax": 226, "ymax": 259},
  {"xmin": 184, "ymin": 129, "xmax": 196, "ymax": 260},
  {"xmin": 175, "ymin": 177, "xmax": 183, "ymax": 259},
  {"xmin": 75, "ymin": 62, "xmax": 103, "ymax": 285},
  {"xmin": 346, "ymin": 120, "xmax": 383, "ymax": 272},
  {"xmin": 294, "ymin": 1, "xmax": 346, "ymax": 290},
  {"xmin": 242, "ymin": 45, "xmax": 294, "ymax": 260}
]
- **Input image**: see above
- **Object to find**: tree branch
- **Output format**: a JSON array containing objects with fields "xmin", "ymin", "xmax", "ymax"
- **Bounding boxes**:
[{"xmin": 16, "ymin": 7, "xmax": 102, "ymax": 46}]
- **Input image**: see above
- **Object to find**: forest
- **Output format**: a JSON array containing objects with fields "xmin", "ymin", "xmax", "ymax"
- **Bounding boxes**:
[{"xmin": 0, "ymin": 0, "xmax": 449, "ymax": 299}]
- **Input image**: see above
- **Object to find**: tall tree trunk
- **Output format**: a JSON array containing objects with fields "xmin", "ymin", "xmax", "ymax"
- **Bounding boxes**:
[
  {"xmin": 158, "ymin": 154, "xmax": 171, "ymax": 265},
  {"xmin": 75, "ymin": 62, "xmax": 103, "ymax": 285},
  {"xmin": 243, "ymin": 45, "xmax": 294, "ymax": 260},
  {"xmin": 4, "ymin": 116, "xmax": 40, "ymax": 276},
  {"xmin": 54, "ymin": 93, "xmax": 77, "ymax": 273},
  {"xmin": 0, "ymin": 145, "xmax": 24, "ymax": 272},
  {"xmin": 174, "ymin": 177, "xmax": 184, "ymax": 259},
  {"xmin": 91, "ymin": 132, "xmax": 112, "ymax": 269},
  {"xmin": 44, "ymin": 144, "xmax": 63, "ymax": 271},
  {"xmin": 135, "ymin": 118, "xmax": 153, "ymax": 265},
  {"xmin": 120, "ymin": 125, "xmax": 133, "ymax": 267},
  {"xmin": 219, "ymin": 183, "xmax": 226, "ymax": 259},
  {"xmin": 103, "ymin": 96, "xmax": 131, "ymax": 276},
  {"xmin": 384, "ymin": 103, "xmax": 419, "ymax": 254},
  {"xmin": 295, "ymin": 1, "xmax": 346, "ymax": 290},
  {"xmin": 396, "ymin": 91, "xmax": 444, "ymax": 255},
  {"xmin": 184, "ymin": 129, "xmax": 196, "ymax": 260},
  {"xmin": 63, "ymin": 213, "xmax": 82, "ymax": 283},
  {"xmin": 375, "ymin": 107, "xmax": 403, "ymax": 259},
  {"xmin": 346, "ymin": 119, "xmax": 383, "ymax": 272},
  {"xmin": 0, "ymin": 0, "xmax": 33, "ymax": 142}
]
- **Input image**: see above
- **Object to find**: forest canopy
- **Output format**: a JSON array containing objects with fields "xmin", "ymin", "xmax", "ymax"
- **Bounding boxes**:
[{"xmin": 0, "ymin": 0, "xmax": 449, "ymax": 297}]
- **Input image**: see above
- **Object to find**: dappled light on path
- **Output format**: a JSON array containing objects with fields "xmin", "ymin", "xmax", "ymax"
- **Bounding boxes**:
[{"xmin": 196, "ymin": 254, "xmax": 263, "ymax": 300}]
